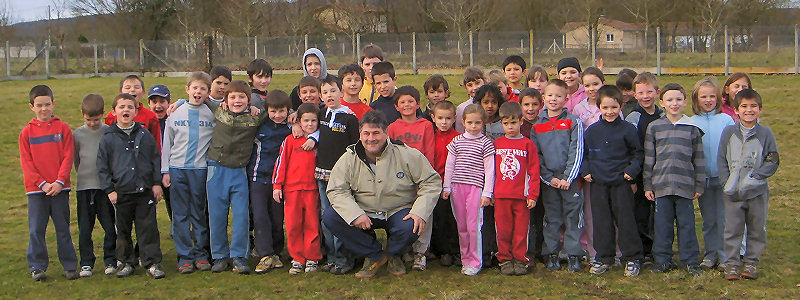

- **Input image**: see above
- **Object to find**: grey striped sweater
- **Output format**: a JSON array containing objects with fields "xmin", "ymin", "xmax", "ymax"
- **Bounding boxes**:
[{"xmin": 643, "ymin": 115, "xmax": 706, "ymax": 199}]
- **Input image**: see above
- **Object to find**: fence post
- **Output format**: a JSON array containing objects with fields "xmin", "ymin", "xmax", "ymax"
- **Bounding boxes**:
[
  {"xmin": 469, "ymin": 31, "xmax": 474, "ymax": 66},
  {"xmin": 488, "ymin": 39, "xmax": 491, "ymax": 52},
  {"xmin": 205, "ymin": 35, "xmax": 213, "ymax": 73},
  {"xmin": 529, "ymin": 29, "xmax": 534, "ymax": 65},
  {"xmin": 767, "ymin": 35, "xmax": 770, "ymax": 52},
  {"xmin": 656, "ymin": 27, "xmax": 661, "ymax": 76},
  {"xmin": 139, "ymin": 39, "xmax": 144, "ymax": 73},
  {"xmin": 45, "ymin": 39, "xmax": 50, "ymax": 77},
  {"xmin": 342, "ymin": 42, "xmax": 345, "ymax": 55},
  {"xmin": 5, "ymin": 41, "xmax": 10, "ymax": 78},
  {"xmin": 412, "ymin": 32, "xmax": 417, "ymax": 75},
  {"xmin": 399, "ymin": 41, "xmax": 402, "ymax": 55},
  {"xmin": 254, "ymin": 36, "xmax": 258, "ymax": 59},
  {"xmin": 304, "ymin": 34, "xmax": 309, "ymax": 50},
  {"xmin": 93, "ymin": 42, "xmax": 98, "ymax": 77},
  {"xmin": 724, "ymin": 25, "xmax": 729, "ymax": 76},
  {"xmin": 352, "ymin": 34, "xmax": 356, "ymax": 62},
  {"xmin": 795, "ymin": 24, "xmax": 798, "ymax": 74},
  {"xmin": 356, "ymin": 33, "xmax": 361, "ymax": 56},
  {"xmin": 591, "ymin": 28, "xmax": 596, "ymax": 67},
  {"xmin": 428, "ymin": 41, "xmax": 431, "ymax": 54}
]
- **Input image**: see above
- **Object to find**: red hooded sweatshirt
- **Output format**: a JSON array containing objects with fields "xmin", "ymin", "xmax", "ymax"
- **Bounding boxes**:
[{"xmin": 19, "ymin": 116, "xmax": 74, "ymax": 194}]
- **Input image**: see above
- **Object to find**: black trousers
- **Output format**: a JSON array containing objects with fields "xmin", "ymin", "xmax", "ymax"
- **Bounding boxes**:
[
  {"xmin": 115, "ymin": 191, "xmax": 162, "ymax": 268},
  {"xmin": 482, "ymin": 205, "xmax": 497, "ymax": 261},
  {"xmin": 633, "ymin": 181, "xmax": 654, "ymax": 257},
  {"xmin": 77, "ymin": 190, "xmax": 117, "ymax": 267},
  {"xmin": 430, "ymin": 196, "xmax": 459, "ymax": 256},
  {"xmin": 526, "ymin": 193, "xmax": 545, "ymax": 261},
  {"xmin": 590, "ymin": 182, "xmax": 643, "ymax": 265},
  {"xmin": 249, "ymin": 181, "xmax": 285, "ymax": 257}
]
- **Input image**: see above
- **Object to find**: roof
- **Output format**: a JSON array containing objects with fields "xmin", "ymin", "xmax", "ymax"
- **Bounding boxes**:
[{"xmin": 561, "ymin": 18, "xmax": 643, "ymax": 33}]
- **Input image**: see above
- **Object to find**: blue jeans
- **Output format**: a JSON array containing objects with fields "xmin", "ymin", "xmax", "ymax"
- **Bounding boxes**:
[
  {"xmin": 653, "ymin": 195, "xmax": 700, "ymax": 265},
  {"xmin": 322, "ymin": 206, "xmax": 419, "ymax": 262},
  {"xmin": 169, "ymin": 168, "xmax": 210, "ymax": 266},
  {"xmin": 207, "ymin": 161, "xmax": 250, "ymax": 260},
  {"xmin": 698, "ymin": 177, "xmax": 725, "ymax": 263},
  {"xmin": 27, "ymin": 193, "xmax": 78, "ymax": 272},
  {"xmin": 318, "ymin": 180, "xmax": 352, "ymax": 267}
]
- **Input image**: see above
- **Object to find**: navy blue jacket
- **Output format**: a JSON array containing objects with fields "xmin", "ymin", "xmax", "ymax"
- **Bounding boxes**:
[
  {"xmin": 97, "ymin": 123, "xmax": 161, "ymax": 195},
  {"xmin": 580, "ymin": 116, "xmax": 643, "ymax": 185},
  {"xmin": 247, "ymin": 118, "xmax": 291, "ymax": 184}
]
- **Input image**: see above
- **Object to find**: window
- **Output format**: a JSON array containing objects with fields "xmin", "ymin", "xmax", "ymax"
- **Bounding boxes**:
[{"xmin": 606, "ymin": 34, "xmax": 614, "ymax": 42}]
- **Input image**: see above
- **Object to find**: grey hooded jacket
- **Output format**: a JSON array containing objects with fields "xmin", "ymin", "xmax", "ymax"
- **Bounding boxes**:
[{"xmin": 718, "ymin": 122, "xmax": 779, "ymax": 201}]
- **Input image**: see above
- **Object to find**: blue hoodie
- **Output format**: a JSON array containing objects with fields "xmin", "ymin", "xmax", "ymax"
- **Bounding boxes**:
[{"xmin": 691, "ymin": 111, "xmax": 734, "ymax": 178}]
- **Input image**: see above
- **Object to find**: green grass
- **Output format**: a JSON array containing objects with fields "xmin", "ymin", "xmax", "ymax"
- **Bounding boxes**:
[{"xmin": 1, "ymin": 74, "xmax": 799, "ymax": 298}]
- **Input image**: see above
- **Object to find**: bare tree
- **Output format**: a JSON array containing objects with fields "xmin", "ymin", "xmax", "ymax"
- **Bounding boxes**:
[
  {"xmin": 575, "ymin": 0, "xmax": 606, "ymax": 53},
  {"xmin": 0, "ymin": 0, "xmax": 13, "ymax": 41},
  {"xmin": 622, "ymin": 0, "xmax": 675, "ymax": 61},
  {"xmin": 689, "ymin": 0, "xmax": 728, "ymax": 62},
  {"xmin": 421, "ymin": 0, "xmax": 499, "ymax": 64}
]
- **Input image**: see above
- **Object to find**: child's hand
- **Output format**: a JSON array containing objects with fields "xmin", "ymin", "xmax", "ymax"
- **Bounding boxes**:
[
  {"xmin": 480, "ymin": 196, "xmax": 491, "ymax": 207},
  {"xmin": 273, "ymin": 190, "xmax": 283, "ymax": 203},
  {"xmin": 220, "ymin": 101, "xmax": 229, "ymax": 111},
  {"xmin": 623, "ymin": 173, "xmax": 632, "ymax": 181},
  {"xmin": 301, "ymin": 138, "xmax": 316, "ymax": 150},
  {"xmin": 166, "ymin": 103, "xmax": 179, "ymax": 115},
  {"xmin": 441, "ymin": 191, "xmax": 450, "ymax": 199},
  {"xmin": 162, "ymin": 174, "xmax": 171, "ymax": 187},
  {"xmin": 559, "ymin": 179, "xmax": 570, "ymax": 190},
  {"xmin": 46, "ymin": 182, "xmax": 63, "ymax": 196},
  {"xmin": 291, "ymin": 123, "xmax": 303, "ymax": 138},
  {"xmin": 287, "ymin": 112, "xmax": 298, "ymax": 124},
  {"xmin": 250, "ymin": 106, "xmax": 261, "ymax": 116},
  {"xmin": 630, "ymin": 184, "xmax": 637, "ymax": 194},
  {"xmin": 583, "ymin": 174, "xmax": 593, "ymax": 183},
  {"xmin": 549, "ymin": 178, "xmax": 560, "ymax": 188},
  {"xmin": 694, "ymin": 192, "xmax": 702, "ymax": 199},
  {"xmin": 41, "ymin": 182, "xmax": 52, "ymax": 194},
  {"xmin": 152, "ymin": 185, "xmax": 163, "ymax": 203},
  {"xmin": 108, "ymin": 192, "xmax": 118, "ymax": 204},
  {"xmin": 526, "ymin": 198, "xmax": 537, "ymax": 209},
  {"xmin": 645, "ymin": 191, "xmax": 655, "ymax": 201}
]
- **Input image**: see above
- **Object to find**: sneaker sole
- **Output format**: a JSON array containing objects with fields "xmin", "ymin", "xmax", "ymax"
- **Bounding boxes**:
[
  {"xmin": 741, "ymin": 273, "xmax": 756, "ymax": 280},
  {"xmin": 726, "ymin": 275, "xmax": 741, "ymax": 280}
]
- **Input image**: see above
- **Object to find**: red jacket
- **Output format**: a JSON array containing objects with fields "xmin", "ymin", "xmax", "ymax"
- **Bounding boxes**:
[
  {"xmin": 341, "ymin": 99, "xmax": 372, "ymax": 121},
  {"xmin": 105, "ymin": 102, "xmax": 161, "ymax": 151},
  {"xmin": 507, "ymin": 86, "xmax": 520, "ymax": 103},
  {"xmin": 493, "ymin": 136, "xmax": 540, "ymax": 200},
  {"xmin": 434, "ymin": 127, "xmax": 460, "ymax": 179},
  {"xmin": 387, "ymin": 118, "xmax": 435, "ymax": 166},
  {"xmin": 272, "ymin": 135, "xmax": 317, "ymax": 192},
  {"xmin": 19, "ymin": 116, "xmax": 74, "ymax": 194}
]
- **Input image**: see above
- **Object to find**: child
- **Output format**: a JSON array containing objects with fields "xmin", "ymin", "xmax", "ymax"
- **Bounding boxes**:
[
  {"xmin": 247, "ymin": 58, "xmax": 272, "ymax": 108},
  {"xmin": 97, "ymin": 93, "xmax": 165, "ymax": 279},
  {"xmin": 722, "ymin": 72, "xmax": 752, "ymax": 121},
  {"xmin": 474, "ymin": 84, "xmax": 506, "ymax": 140},
  {"xmin": 291, "ymin": 48, "xmax": 332, "ymax": 110},
  {"xmin": 422, "ymin": 74, "xmax": 451, "ymax": 121},
  {"xmin": 369, "ymin": 61, "xmax": 404, "ymax": 124},
  {"xmin": 147, "ymin": 84, "xmax": 173, "ymax": 219},
  {"xmin": 273, "ymin": 103, "xmax": 322, "ymax": 275},
  {"xmin": 519, "ymin": 88, "xmax": 542, "ymax": 138},
  {"xmin": 624, "ymin": 71, "xmax": 663, "ymax": 261},
  {"xmin": 430, "ymin": 101, "xmax": 461, "ymax": 267},
  {"xmin": 160, "ymin": 72, "xmax": 216, "ymax": 274},
  {"xmin": 643, "ymin": 83, "xmax": 705, "ymax": 276},
  {"xmin": 338, "ymin": 63, "xmax": 372, "ymax": 120},
  {"xmin": 210, "ymin": 65, "xmax": 232, "ymax": 103},
  {"xmin": 359, "ymin": 44, "xmax": 385, "ymax": 105},
  {"xmin": 502, "ymin": 55, "xmax": 528, "ymax": 91},
  {"xmin": 442, "ymin": 104, "xmax": 495, "ymax": 276},
  {"xmin": 20, "ymin": 85, "xmax": 79, "ymax": 281},
  {"xmin": 556, "ymin": 57, "xmax": 586, "ymax": 113},
  {"xmin": 297, "ymin": 76, "xmax": 323, "ymax": 105},
  {"xmin": 316, "ymin": 77, "xmax": 359, "ymax": 274},
  {"xmin": 526, "ymin": 65, "xmax": 548, "ymax": 94},
  {"xmin": 719, "ymin": 89, "xmax": 779, "ymax": 280},
  {"xmin": 248, "ymin": 90, "xmax": 293, "ymax": 274},
  {"xmin": 581, "ymin": 85, "xmax": 644, "ymax": 277},
  {"xmin": 104, "ymin": 75, "xmax": 161, "ymax": 150},
  {"xmin": 494, "ymin": 101, "xmax": 540, "ymax": 276},
  {"xmin": 487, "ymin": 70, "xmax": 519, "ymax": 103},
  {"xmin": 689, "ymin": 77, "xmax": 734, "ymax": 271},
  {"xmin": 616, "ymin": 68, "xmax": 638, "ymax": 117},
  {"xmin": 74, "ymin": 94, "xmax": 117, "ymax": 277},
  {"xmin": 455, "ymin": 67, "xmax": 486, "ymax": 133},
  {"xmin": 530, "ymin": 79, "xmax": 584, "ymax": 272}
]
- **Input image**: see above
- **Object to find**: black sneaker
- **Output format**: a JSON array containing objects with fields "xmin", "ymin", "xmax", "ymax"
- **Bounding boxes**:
[
  {"xmin": 64, "ymin": 270, "xmax": 79, "ymax": 280},
  {"xmin": 546, "ymin": 254, "xmax": 561, "ymax": 271},
  {"xmin": 232, "ymin": 258, "xmax": 250, "ymax": 274},
  {"xmin": 567, "ymin": 256, "xmax": 581, "ymax": 272},
  {"xmin": 211, "ymin": 258, "xmax": 229, "ymax": 273},
  {"xmin": 651, "ymin": 261, "xmax": 676, "ymax": 274},
  {"xmin": 687, "ymin": 264, "xmax": 702, "ymax": 276},
  {"xmin": 440, "ymin": 254, "xmax": 453, "ymax": 267},
  {"xmin": 31, "ymin": 269, "xmax": 46, "ymax": 281}
]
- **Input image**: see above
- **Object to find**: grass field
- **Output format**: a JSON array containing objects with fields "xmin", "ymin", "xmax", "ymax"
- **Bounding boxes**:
[{"xmin": 1, "ymin": 74, "xmax": 799, "ymax": 299}]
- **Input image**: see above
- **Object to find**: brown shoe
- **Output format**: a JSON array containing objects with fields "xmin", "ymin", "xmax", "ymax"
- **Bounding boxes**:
[
  {"xmin": 741, "ymin": 264, "xmax": 758, "ymax": 280},
  {"xmin": 724, "ymin": 265, "xmax": 740, "ymax": 281},
  {"xmin": 355, "ymin": 255, "xmax": 388, "ymax": 278},
  {"xmin": 387, "ymin": 255, "xmax": 406, "ymax": 275},
  {"xmin": 514, "ymin": 261, "xmax": 529, "ymax": 275}
]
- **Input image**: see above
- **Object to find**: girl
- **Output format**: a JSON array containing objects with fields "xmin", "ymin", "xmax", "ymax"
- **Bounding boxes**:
[
  {"xmin": 689, "ymin": 77, "xmax": 734, "ymax": 270},
  {"xmin": 519, "ymin": 88, "xmax": 542, "ymax": 138},
  {"xmin": 556, "ymin": 57, "xmax": 586, "ymax": 113},
  {"xmin": 474, "ymin": 84, "xmax": 506, "ymax": 140},
  {"xmin": 527, "ymin": 65, "xmax": 549, "ymax": 94},
  {"xmin": 442, "ymin": 104, "xmax": 496, "ymax": 276},
  {"xmin": 722, "ymin": 73, "xmax": 752, "ymax": 121}
]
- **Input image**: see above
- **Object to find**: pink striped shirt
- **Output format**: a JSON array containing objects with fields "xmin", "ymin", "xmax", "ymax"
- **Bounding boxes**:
[{"xmin": 444, "ymin": 132, "xmax": 495, "ymax": 197}]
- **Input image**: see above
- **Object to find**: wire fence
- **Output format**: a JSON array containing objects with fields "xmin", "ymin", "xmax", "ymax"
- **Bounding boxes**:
[{"xmin": 2, "ymin": 25, "xmax": 799, "ymax": 79}]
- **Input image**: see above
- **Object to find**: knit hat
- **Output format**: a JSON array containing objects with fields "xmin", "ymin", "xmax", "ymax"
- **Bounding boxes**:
[{"xmin": 557, "ymin": 57, "xmax": 582, "ymax": 73}]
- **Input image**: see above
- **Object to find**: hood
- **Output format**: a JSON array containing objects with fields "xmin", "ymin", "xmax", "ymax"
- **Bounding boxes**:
[
  {"xmin": 672, "ymin": 114, "xmax": 705, "ymax": 135},
  {"xmin": 303, "ymin": 48, "xmax": 328, "ymax": 79}
]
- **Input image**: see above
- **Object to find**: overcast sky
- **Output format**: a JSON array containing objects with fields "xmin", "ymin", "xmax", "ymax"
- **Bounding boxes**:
[{"xmin": 8, "ymin": 0, "xmax": 76, "ymax": 24}]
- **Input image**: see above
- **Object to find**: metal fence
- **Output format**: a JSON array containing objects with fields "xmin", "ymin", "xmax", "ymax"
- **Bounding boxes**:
[{"xmin": 2, "ymin": 25, "xmax": 799, "ymax": 79}]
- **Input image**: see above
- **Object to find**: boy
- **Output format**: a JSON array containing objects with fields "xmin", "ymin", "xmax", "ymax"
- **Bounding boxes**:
[
  {"xmin": 338, "ymin": 64, "xmax": 372, "ymax": 120},
  {"xmin": 556, "ymin": 57, "xmax": 586, "ymax": 113},
  {"xmin": 530, "ymin": 79, "xmax": 584, "ymax": 272},
  {"xmin": 643, "ymin": 83, "xmax": 705, "ymax": 276},
  {"xmin": 359, "ymin": 44, "xmax": 385, "ymax": 105},
  {"xmin": 422, "ymin": 74, "xmax": 451, "ymax": 122},
  {"xmin": 249, "ymin": 90, "xmax": 293, "ymax": 274},
  {"xmin": 161, "ymin": 72, "xmax": 216, "ymax": 274},
  {"xmin": 616, "ymin": 68, "xmax": 638, "ymax": 117},
  {"xmin": 316, "ymin": 76, "xmax": 360, "ymax": 274},
  {"xmin": 298, "ymin": 76, "xmax": 323, "ymax": 105},
  {"xmin": 624, "ymin": 72, "xmax": 663, "ymax": 263},
  {"xmin": 20, "ymin": 85, "xmax": 79, "ymax": 281},
  {"xmin": 247, "ymin": 58, "xmax": 272, "ymax": 108},
  {"xmin": 291, "ymin": 48, "xmax": 333, "ymax": 110},
  {"xmin": 502, "ymin": 55, "xmax": 528, "ymax": 91},
  {"xmin": 369, "ymin": 61, "xmax": 404, "ymax": 124},
  {"xmin": 494, "ymin": 101, "xmax": 540, "ymax": 276},
  {"xmin": 430, "ymin": 101, "xmax": 461, "ymax": 267},
  {"xmin": 719, "ymin": 89, "xmax": 779, "ymax": 280},
  {"xmin": 104, "ymin": 75, "xmax": 161, "ymax": 150},
  {"xmin": 147, "ymin": 84, "xmax": 173, "ymax": 219},
  {"xmin": 580, "ymin": 85, "xmax": 644, "ymax": 277},
  {"xmin": 74, "ymin": 94, "xmax": 117, "ymax": 277},
  {"xmin": 210, "ymin": 65, "xmax": 233, "ymax": 103},
  {"xmin": 455, "ymin": 67, "xmax": 486, "ymax": 133},
  {"xmin": 97, "ymin": 93, "xmax": 165, "ymax": 279},
  {"xmin": 488, "ymin": 70, "xmax": 519, "ymax": 103}
]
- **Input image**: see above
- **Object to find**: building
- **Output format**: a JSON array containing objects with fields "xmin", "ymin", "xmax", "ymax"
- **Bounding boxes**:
[{"xmin": 561, "ymin": 18, "xmax": 644, "ymax": 51}]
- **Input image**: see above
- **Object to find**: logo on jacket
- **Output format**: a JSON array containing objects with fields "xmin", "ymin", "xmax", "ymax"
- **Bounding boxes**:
[
  {"xmin": 396, "ymin": 172, "xmax": 405, "ymax": 178},
  {"xmin": 499, "ymin": 152, "xmax": 520, "ymax": 180}
]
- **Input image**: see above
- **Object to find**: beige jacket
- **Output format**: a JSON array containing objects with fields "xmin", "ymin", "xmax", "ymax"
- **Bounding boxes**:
[{"xmin": 327, "ymin": 139, "xmax": 442, "ymax": 224}]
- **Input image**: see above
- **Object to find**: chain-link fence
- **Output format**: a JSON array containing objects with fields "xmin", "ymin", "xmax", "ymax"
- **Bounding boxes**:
[{"xmin": 2, "ymin": 25, "xmax": 799, "ymax": 79}]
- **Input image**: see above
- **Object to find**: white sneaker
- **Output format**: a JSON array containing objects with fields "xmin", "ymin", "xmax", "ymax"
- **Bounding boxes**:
[
  {"xmin": 79, "ymin": 266, "xmax": 93, "ymax": 277},
  {"xmin": 104, "ymin": 264, "xmax": 117, "ymax": 275},
  {"xmin": 462, "ymin": 265, "xmax": 481, "ymax": 276}
]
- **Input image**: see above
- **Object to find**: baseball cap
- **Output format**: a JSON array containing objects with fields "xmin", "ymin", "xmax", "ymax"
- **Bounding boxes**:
[{"xmin": 148, "ymin": 84, "xmax": 170, "ymax": 98}]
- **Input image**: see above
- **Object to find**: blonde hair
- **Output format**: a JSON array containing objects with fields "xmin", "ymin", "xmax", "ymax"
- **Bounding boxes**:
[
  {"xmin": 187, "ymin": 71, "xmax": 212, "ymax": 88},
  {"xmin": 691, "ymin": 77, "xmax": 723, "ymax": 114},
  {"xmin": 462, "ymin": 103, "xmax": 487, "ymax": 122}
]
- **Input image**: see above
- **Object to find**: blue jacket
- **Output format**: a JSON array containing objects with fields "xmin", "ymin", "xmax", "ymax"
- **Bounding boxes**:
[
  {"xmin": 247, "ymin": 118, "xmax": 291, "ymax": 184},
  {"xmin": 580, "ymin": 116, "xmax": 643, "ymax": 185},
  {"xmin": 530, "ymin": 108, "xmax": 583, "ymax": 185},
  {"xmin": 97, "ymin": 123, "xmax": 161, "ymax": 195},
  {"xmin": 691, "ymin": 111, "xmax": 734, "ymax": 178}
]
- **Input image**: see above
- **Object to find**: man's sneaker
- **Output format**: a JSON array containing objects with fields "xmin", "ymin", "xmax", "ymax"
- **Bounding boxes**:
[
  {"xmin": 195, "ymin": 259, "xmax": 212, "ymax": 271},
  {"xmin": 741, "ymin": 264, "xmax": 758, "ymax": 279},
  {"xmin": 412, "ymin": 253, "xmax": 427, "ymax": 271},
  {"xmin": 355, "ymin": 255, "xmax": 388, "ymax": 278},
  {"xmin": 271, "ymin": 255, "xmax": 284, "ymax": 268},
  {"xmin": 116, "ymin": 264, "xmax": 134, "ymax": 277},
  {"xmin": 589, "ymin": 261, "xmax": 610, "ymax": 275},
  {"xmin": 305, "ymin": 260, "xmax": 319, "ymax": 273},
  {"xmin": 288, "ymin": 261, "xmax": 304, "ymax": 275},
  {"xmin": 64, "ymin": 270, "xmax": 79, "ymax": 280},
  {"xmin": 700, "ymin": 258, "xmax": 716, "ymax": 271},
  {"xmin": 651, "ymin": 261, "xmax": 676, "ymax": 274},
  {"xmin": 514, "ymin": 261, "xmax": 529, "ymax": 275},
  {"xmin": 401, "ymin": 252, "xmax": 413, "ymax": 263},
  {"xmin": 567, "ymin": 256, "xmax": 581, "ymax": 272},
  {"xmin": 255, "ymin": 256, "xmax": 274, "ymax": 274},
  {"xmin": 462, "ymin": 265, "xmax": 480, "ymax": 276},
  {"xmin": 177, "ymin": 263, "xmax": 195, "ymax": 274},
  {"xmin": 546, "ymin": 254, "xmax": 561, "ymax": 271},
  {"xmin": 79, "ymin": 266, "xmax": 93, "ymax": 277},
  {"xmin": 624, "ymin": 260, "xmax": 641, "ymax": 277},
  {"xmin": 687, "ymin": 264, "xmax": 702, "ymax": 276},
  {"xmin": 232, "ymin": 258, "xmax": 250, "ymax": 274},
  {"xmin": 147, "ymin": 264, "xmax": 166, "ymax": 279},
  {"xmin": 104, "ymin": 264, "xmax": 118, "ymax": 275},
  {"xmin": 499, "ymin": 261, "xmax": 515, "ymax": 275},
  {"xmin": 31, "ymin": 269, "xmax": 46, "ymax": 281},
  {"xmin": 211, "ymin": 259, "xmax": 229, "ymax": 273},
  {"xmin": 440, "ymin": 254, "xmax": 453, "ymax": 267},
  {"xmin": 724, "ymin": 265, "xmax": 741, "ymax": 280},
  {"xmin": 388, "ymin": 255, "xmax": 406, "ymax": 275}
]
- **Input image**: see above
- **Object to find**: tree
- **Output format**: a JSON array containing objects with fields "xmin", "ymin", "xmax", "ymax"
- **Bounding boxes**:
[
  {"xmin": 622, "ymin": 0, "xmax": 675, "ymax": 61},
  {"xmin": 421, "ymin": 0, "xmax": 500, "ymax": 64},
  {"xmin": 689, "ymin": 0, "xmax": 728, "ymax": 62}
]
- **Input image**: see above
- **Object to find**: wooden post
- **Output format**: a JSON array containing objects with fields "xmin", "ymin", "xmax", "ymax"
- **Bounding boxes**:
[
  {"xmin": 139, "ymin": 39, "xmax": 144, "ymax": 72},
  {"xmin": 469, "ymin": 31, "xmax": 474, "ymax": 66},
  {"xmin": 529, "ymin": 29, "xmax": 534, "ymax": 65},
  {"xmin": 93, "ymin": 42, "xmax": 98, "ymax": 76},
  {"xmin": 724, "ymin": 25, "xmax": 729, "ymax": 76},
  {"xmin": 656, "ymin": 27, "xmax": 661, "ymax": 76},
  {"xmin": 45, "ymin": 39, "xmax": 50, "ymax": 77},
  {"xmin": 412, "ymin": 32, "xmax": 417, "ymax": 75},
  {"xmin": 5, "ymin": 41, "xmax": 10, "ymax": 77}
]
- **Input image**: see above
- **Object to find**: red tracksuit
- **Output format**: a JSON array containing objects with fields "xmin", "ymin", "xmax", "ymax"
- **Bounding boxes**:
[
  {"xmin": 273, "ymin": 135, "xmax": 321, "ymax": 264},
  {"xmin": 493, "ymin": 135, "xmax": 540, "ymax": 263}
]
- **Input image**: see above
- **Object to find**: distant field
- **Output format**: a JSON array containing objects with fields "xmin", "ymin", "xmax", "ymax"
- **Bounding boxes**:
[{"xmin": 0, "ymin": 75, "xmax": 798, "ymax": 298}]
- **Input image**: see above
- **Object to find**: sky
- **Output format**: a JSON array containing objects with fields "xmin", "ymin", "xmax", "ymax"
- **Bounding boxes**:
[{"xmin": 8, "ymin": 0, "xmax": 75, "ymax": 24}]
